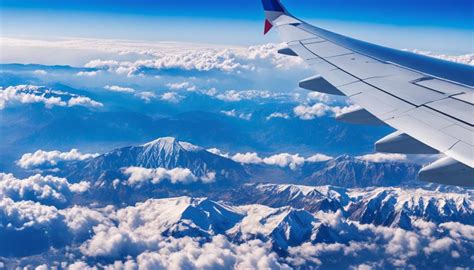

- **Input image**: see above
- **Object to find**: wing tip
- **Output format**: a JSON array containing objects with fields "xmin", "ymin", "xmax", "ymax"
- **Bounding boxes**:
[{"xmin": 262, "ymin": 0, "xmax": 285, "ymax": 12}]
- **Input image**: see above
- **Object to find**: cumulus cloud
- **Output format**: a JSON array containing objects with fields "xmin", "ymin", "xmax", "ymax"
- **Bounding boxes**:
[
  {"xmin": 104, "ymin": 85, "xmax": 135, "ymax": 93},
  {"xmin": 67, "ymin": 96, "xmax": 103, "ymax": 108},
  {"xmin": 206, "ymin": 148, "xmax": 230, "ymax": 158},
  {"xmin": 220, "ymin": 109, "xmax": 252, "ymax": 120},
  {"xmin": 76, "ymin": 71, "xmax": 98, "ymax": 76},
  {"xmin": 293, "ymin": 103, "xmax": 359, "ymax": 120},
  {"xmin": 215, "ymin": 90, "xmax": 290, "ymax": 102},
  {"xmin": 230, "ymin": 152, "xmax": 333, "ymax": 169},
  {"xmin": 262, "ymin": 153, "xmax": 306, "ymax": 170},
  {"xmin": 166, "ymin": 82, "xmax": 196, "ymax": 91},
  {"xmin": 160, "ymin": 92, "xmax": 184, "ymax": 103},
  {"xmin": 123, "ymin": 167, "xmax": 216, "ymax": 186},
  {"xmin": 410, "ymin": 50, "xmax": 474, "ymax": 66},
  {"xmin": 17, "ymin": 149, "xmax": 99, "ymax": 169},
  {"xmin": 0, "ymin": 173, "xmax": 89, "ymax": 206},
  {"xmin": 266, "ymin": 112, "xmax": 290, "ymax": 121},
  {"xmin": 0, "ymin": 85, "xmax": 103, "ymax": 110},
  {"xmin": 136, "ymin": 91, "xmax": 157, "ymax": 102},
  {"xmin": 231, "ymin": 152, "xmax": 263, "ymax": 165},
  {"xmin": 33, "ymin": 70, "xmax": 47, "ymax": 75},
  {"xmin": 79, "ymin": 42, "xmax": 303, "ymax": 78},
  {"xmin": 357, "ymin": 153, "xmax": 408, "ymax": 163}
]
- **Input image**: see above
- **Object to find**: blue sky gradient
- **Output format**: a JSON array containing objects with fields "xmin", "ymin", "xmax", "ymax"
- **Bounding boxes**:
[{"xmin": 1, "ymin": 0, "xmax": 473, "ymax": 53}]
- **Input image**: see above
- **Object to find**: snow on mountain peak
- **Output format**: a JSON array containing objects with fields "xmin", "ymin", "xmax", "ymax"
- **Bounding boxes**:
[{"xmin": 143, "ymin": 137, "xmax": 202, "ymax": 152}]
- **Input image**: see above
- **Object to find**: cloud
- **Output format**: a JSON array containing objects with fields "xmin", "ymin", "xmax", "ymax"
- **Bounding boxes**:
[
  {"xmin": 306, "ymin": 153, "xmax": 333, "ymax": 163},
  {"xmin": 0, "ymin": 85, "xmax": 103, "ymax": 110},
  {"xmin": 166, "ymin": 82, "xmax": 196, "ymax": 91},
  {"xmin": 262, "ymin": 153, "xmax": 306, "ymax": 170},
  {"xmin": 123, "ymin": 167, "xmax": 216, "ymax": 185},
  {"xmin": 357, "ymin": 153, "xmax": 408, "ymax": 163},
  {"xmin": 266, "ymin": 112, "xmax": 290, "ymax": 121},
  {"xmin": 0, "ymin": 173, "xmax": 89, "ymax": 206},
  {"xmin": 17, "ymin": 149, "xmax": 99, "ymax": 169},
  {"xmin": 136, "ymin": 91, "xmax": 157, "ymax": 102},
  {"xmin": 78, "ymin": 42, "xmax": 303, "ymax": 77},
  {"xmin": 231, "ymin": 152, "xmax": 263, "ymax": 165},
  {"xmin": 67, "ymin": 97, "xmax": 103, "ymax": 108},
  {"xmin": 230, "ymin": 152, "xmax": 333, "ymax": 169},
  {"xmin": 215, "ymin": 90, "xmax": 290, "ymax": 102},
  {"xmin": 220, "ymin": 109, "xmax": 252, "ymax": 120},
  {"xmin": 293, "ymin": 103, "xmax": 359, "ymax": 120},
  {"xmin": 76, "ymin": 71, "xmax": 98, "ymax": 76},
  {"xmin": 206, "ymin": 148, "xmax": 230, "ymax": 158},
  {"xmin": 33, "ymin": 70, "xmax": 47, "ymax": 75},
  {"xmin": 410, "ymin": 50, "xmax": 474, "ymax": 66},
  {"xmin": 104, "ymin": 85, "xmax": 135, "ymax": 93},
  {"xmin": 307, "ymin": 92, "xmax": 334, "ymax": 103},
  {"xmin": 160, "ymin": 92, "xmax": 184, "ymax": 103}
]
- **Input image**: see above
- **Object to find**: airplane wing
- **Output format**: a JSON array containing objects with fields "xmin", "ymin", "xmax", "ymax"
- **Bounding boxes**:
[{"xmin": 262, "ymin": 0, "xmax": 474, "ymax": 186}]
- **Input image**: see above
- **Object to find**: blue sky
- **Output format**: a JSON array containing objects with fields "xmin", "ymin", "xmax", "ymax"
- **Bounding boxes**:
[{"xmin": 1, "ymin": 0, "xmax": 473, "ymax": 53}]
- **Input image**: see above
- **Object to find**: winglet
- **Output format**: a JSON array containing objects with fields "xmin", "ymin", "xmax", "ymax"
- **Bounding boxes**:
[{"xmin": 262, "ymin": 0, "xmax": 289, "ymax": 35}]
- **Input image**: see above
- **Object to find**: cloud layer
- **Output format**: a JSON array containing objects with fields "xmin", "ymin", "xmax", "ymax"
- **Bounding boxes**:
[
  {"xmin": 124, "ymin": 167, "xmax": 216, "ymax": 185},
  {"xmin": 0, "ymin": 85, "xmax": 103, "ymax": 110},
  {"xmin": 17, "ymin": 149, "xmax": 99, "ymax": 169}
]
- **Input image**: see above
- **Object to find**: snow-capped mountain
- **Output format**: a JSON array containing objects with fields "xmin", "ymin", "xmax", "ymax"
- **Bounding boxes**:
[
  {"xmin": 299, "ymin": 155, "xmax": 420, "ymax": 187},
  {"xmin": 346, "ymin": 187, "xmax": 474, "ymax": 229},
  {"xmin": 62, "ymin": 137, "xmax": 248, "ymax": 186},
  {"xmin": 216, "ymin": 183, "xmax": 474, "ymax": 229}
]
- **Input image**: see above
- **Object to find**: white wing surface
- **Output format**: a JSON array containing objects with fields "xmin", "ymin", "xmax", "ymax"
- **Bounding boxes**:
[{"xmin": 262, "ymin": 0, "xmax": 474, "ymax": 186}]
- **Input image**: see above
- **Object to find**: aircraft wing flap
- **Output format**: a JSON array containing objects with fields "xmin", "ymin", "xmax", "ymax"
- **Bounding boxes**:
[
  {"xmin": 446, "ymin": 142, "xmax": 474, "ymax": 168},
  {"xmin": 322, "ymin": 53, "xmax": 399, "ymax": 80},
  {"xmin": 386, "ymin": 115, "xmax": 459, "ymax": 153},
  {"xmin": 365, "ymin": 76, "xmax": 449, "ymax": 106},
  {"xmin": 415, "ymin": 78, "xmax": 469, "ymax": 96},
  {"xmin": 338, "ymin": 81, "xmax": 415, "ymax": 118},
  {"xmin": 425, "ymin": 98, "xmax": 474, "ymax": 126},
  {"xmin": 453, "ymin": 92, "xmax": 474, "ymax": 104},
  {"xmin": 442, "ymin": 124, "xmax": 474, "ymax": 146},
  {"xmin": 303, "ymin": 41, "xmax": 353, "ymax": 58}
]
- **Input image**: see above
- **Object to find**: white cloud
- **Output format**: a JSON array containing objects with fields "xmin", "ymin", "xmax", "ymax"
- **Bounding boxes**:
[
  {"xmin": 136, "ymin": 91, "xmax": 157, "ymax": 102},
  {"xmin": 104, "ymin": 85, "xmax": 135, "ymax": 93},
  {"xmin": 0, "ymin": 197, "xmax": 62, "ymax": 230},
  {"xmin": 33, "ymin": 70, "xmax": 48, "ymax": 75},
  {"xmin": 220, "ymin": 109, "xmax": 252, "ymax": 120},
  {"xmin": 160, "ymin": 92, "xmax": 184, "ymax": 103},
  {"xmin": 357, "ymin": 153, "xmax": 408, "ymax": 163},
  {"xmin": 266, "ymin": 112, "xmax": 290, "ymax": 121},
  {"xmin": 232, "ymin": 152, "xmax": 264, "ymax": 165},
  {"xmin": 68, "ymin": 96, "xmax": 103, "ymax": 108},
  {"xmin": 215, "ymin": 90, "xmax": 289, "ymax": 102},
  {"xmin": 0, "ymin": 85, "xmax": 102, "ymax": 110},
  {"xmin": 0, "ymin": 173, "xmax": 89, "ymax": 206},
  {"xmin": 230, "ymin": 152, "xmax": 333, "ymax": 169},
  {"xmin": 306, "ymin": 153, "xmax": 333, "ymax": 163},
  {"xmin": 206, "ymin": 148, "xmax": 230, "ymax": 158},
  {"xmin": 123, "ymin": 167, "xmax": 215, "ymax": 185},
  {"xmin": 263, "ymin": 153, "xmax": 306, "ymax": 170},
  {"xmin": 166, "ymin": 82, "xmax": 196, "ymax": 91},
  {"xmin": 17, "ymin": 149, "xmax": 99, "ymax": 169},
  {"xmin": 76, "ymin": 71, "xmax": 98, "ymax": 76},
  {"xmin": 294, "ymin": 103, "xmax": 359, "ymax": 120},
  {"xmin": 307, "ymin": 92, "xmax": 333, "ymax": 103},
  {"xmin": 410, "ymin": 49, "xmax": 474, "ymax": 66}
]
